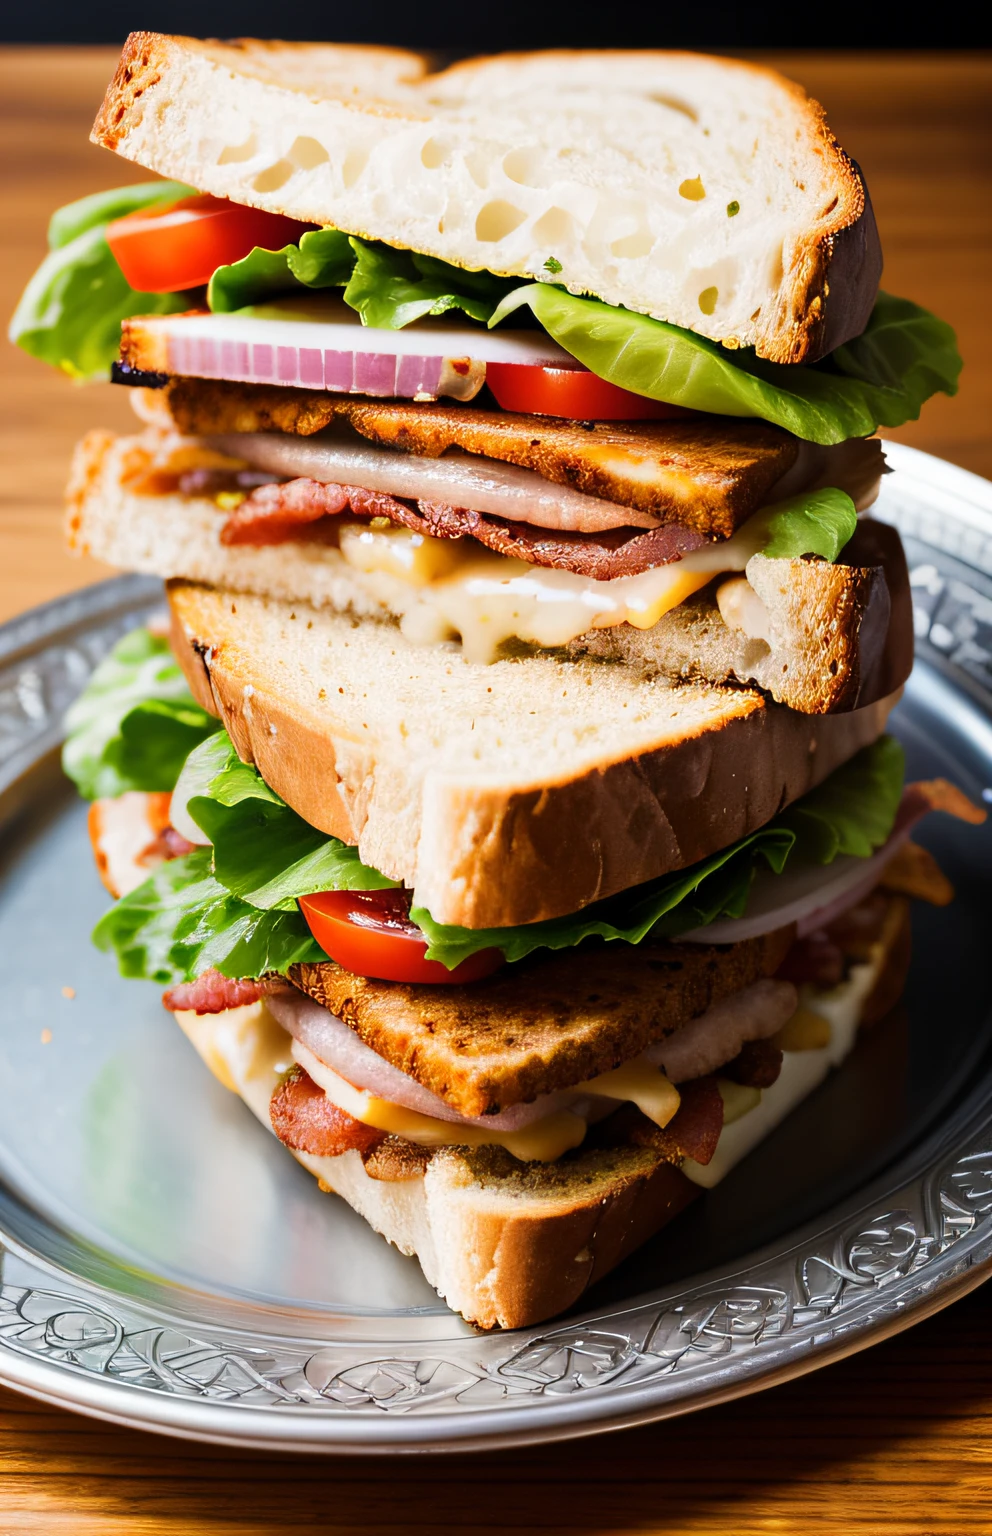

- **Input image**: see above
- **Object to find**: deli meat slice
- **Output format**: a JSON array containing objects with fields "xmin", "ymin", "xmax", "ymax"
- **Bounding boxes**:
[
  {"xmin": 270, "ymin": 1064, "xmax": 386, "ymax": 1157},
  {"xmin": 162, "ymin": 970, "xmax": 292, "ymax": 1015},
  {"xmin": 221, "ymin": 477, "xmax": 708, "ymax": 577}
]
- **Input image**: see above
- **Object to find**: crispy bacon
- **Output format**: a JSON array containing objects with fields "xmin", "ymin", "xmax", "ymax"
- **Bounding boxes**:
[
  {"xmin": 722, "ymin": 1038, "xmax": 784, "ymax": 1089},
  {"xmin": 270, "ymin": 1065, "xmax": 387, "ymax": 1157},
  {"xmin": 162, "ymin": 969, "xmax": 291, "ymax": 1015},
  {"xmin": 622, "ymin": 1076, "xmax": 725, "ymax": 1166},
  {"xmin": 221, "ymin": 475, "xmax": 708, "ymax": 577}
]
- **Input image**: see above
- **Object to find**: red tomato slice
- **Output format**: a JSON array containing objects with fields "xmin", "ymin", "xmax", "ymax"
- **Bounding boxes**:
[
  {"xmin": 299, "ymin": 888, "xmax": 504, "ymax": 985},
  {"xmin": 106, "ymin": 194, "xmax": 314, "ymax": 293},
  {"xmin": 485, "ymin": 362, "xmax": 694, "ymax": 422}
]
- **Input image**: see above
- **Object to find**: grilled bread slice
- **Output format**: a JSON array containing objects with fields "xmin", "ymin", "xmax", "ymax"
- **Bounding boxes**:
[
  {"xmin": 290, "ymin": 931, "xmax": 791, "ymax": 1119},
  {"xmin": 92, "ymin": 35, "xmax": 880, "ymax": 364},
  {"xmin": 163, "ymin": 579, "xmax": 897, "ymax": 929}
]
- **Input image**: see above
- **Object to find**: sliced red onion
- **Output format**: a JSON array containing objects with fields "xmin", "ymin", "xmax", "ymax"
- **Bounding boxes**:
[
  {"xmin": 209, "ymin": 431, "xmax": 656, "ymax": 533},
  {"xmin": 679, "ymin": 785, "xmax": 934, "ymax": 947},
  {"xmin": 127, "ymin": 297, "xmax": 578, "ymax": 403}
]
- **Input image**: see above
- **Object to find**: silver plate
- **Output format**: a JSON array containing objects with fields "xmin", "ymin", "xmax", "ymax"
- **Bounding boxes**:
[{"xmin": 1, "ymin": 441, "xmax": 992, "ymax": 1454}]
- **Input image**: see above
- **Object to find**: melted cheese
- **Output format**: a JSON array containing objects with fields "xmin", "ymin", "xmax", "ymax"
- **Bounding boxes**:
[
  {"xmin": 578, "ymin": 1060, "xmax": 681, "ymax": 1128},
  {"xmin": 294, "ymin": 1041, "xmax": 587, "ymax": 1162},
  {"xmin": 338, "ymin": 510, "xmax": 771, "ymax": 664},
  {"xmin": 293, "ymin": 1041, "xmax": 681, "ymax": 1163}
]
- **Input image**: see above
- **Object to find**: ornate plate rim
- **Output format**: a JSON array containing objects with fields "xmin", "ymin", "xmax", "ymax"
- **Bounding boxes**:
[{"xmin": 1, "ymin": 441, "xmax": 992, "ymax": 1454}]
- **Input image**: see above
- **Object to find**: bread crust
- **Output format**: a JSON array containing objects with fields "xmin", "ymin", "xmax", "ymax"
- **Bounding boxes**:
[
  {"xmin": 167, "ymin": 580, "xmax": 898, "ymax": 928},
  {"xmin": 572, "ymin": 520, "xmax": 912, "ymax": 715},
  {"xmin": 92, "ymin": 35, "xmax": 879, "ymax": 363}
]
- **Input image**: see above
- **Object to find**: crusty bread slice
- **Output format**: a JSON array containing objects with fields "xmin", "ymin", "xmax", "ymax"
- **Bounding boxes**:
[
  {"xmin": 92, "ymin": 35, "xmax": 880, "ymax": 363},
  {"xmin": 165, "ymin": 578, "xmax": 897, "ymax": 928},
  {"xmin": 66, "ymin": 428, "xmax": 909, "ymax": 716}
]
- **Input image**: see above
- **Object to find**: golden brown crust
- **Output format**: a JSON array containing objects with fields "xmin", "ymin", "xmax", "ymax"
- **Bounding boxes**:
[
  {"xmin": 91, "ymin": 31, "xmax": 172, "ymax": 152},
  {"xmin": 65, "ymin": 430, "xmax": 117, "ymax": 553},
  {"xmin": 166, "ymin": 579, "xmax": 898, "ymax": 928},
  {"xmin": 360, "ymin": 1136, "xmax": 433, "ymax": 1181},
  {"xmin": 429, "ymin": 1145, "xmax": 698, "ymax": 1329},
  {"xmin": 161, "ymin": 377, "xmax": 799, "ymax": 536},
  {"xmin": 290, "ymin": 930, "xmax": 792, "ymax": 1118},
  {"xmin": 572, "ymin": 520, "xmax": 913, "ymax": 716}
]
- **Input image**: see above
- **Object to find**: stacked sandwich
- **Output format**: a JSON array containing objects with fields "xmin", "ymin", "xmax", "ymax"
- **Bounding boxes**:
[{"xmin": 13, "ymin": 37, "xmax": 982, "ymax": 1328}]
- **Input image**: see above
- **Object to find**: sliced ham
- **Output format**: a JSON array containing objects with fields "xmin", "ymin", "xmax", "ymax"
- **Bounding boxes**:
[
  {"xmin": 680, "ymin": 779, "xmax": 985, "ymax": 948},
  {"xmin": 211, "ymin": 430, "xmax": 658, "ymax": 534},
  {"xmin": 644, "ymin": 979, "xmax": 797, "ymax": 1082},
  {"xmin": 162, "ymin": 970, "xmax": 292, "ymax": 1015},
  {"xmin": 270, "ymin": 1065, "xmax": 386, "ymax": 1157},
  {"xmin": 266, "ymin": 990, "xmax": 574, "ymax": 1130}
]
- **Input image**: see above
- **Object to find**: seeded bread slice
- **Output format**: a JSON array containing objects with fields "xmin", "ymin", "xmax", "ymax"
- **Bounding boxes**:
[
  {"xmin": 92, "ymin": 35, "xmax": 880, "ymax": 363},
  {"xmin": 165, "ymin": 579, "xmax": 897, "ymax": 928}
]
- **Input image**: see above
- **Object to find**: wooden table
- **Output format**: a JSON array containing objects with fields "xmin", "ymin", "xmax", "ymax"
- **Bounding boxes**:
[{"xmin": 1, "ymin": 47, "xmax": 990, "ymax": 1534}]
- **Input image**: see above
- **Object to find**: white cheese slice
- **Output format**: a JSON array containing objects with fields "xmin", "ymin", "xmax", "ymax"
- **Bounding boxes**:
[{"xmin": 336, "ymin": 509, "xmax": 772, "ymax": 663}]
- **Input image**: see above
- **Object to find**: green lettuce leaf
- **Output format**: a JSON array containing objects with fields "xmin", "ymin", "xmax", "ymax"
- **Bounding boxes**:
[
  {"xmin": 182, "ymin": 730, "xmax": 396, "ymax": 908},
  {"xmin": 9, "ymin": 181, "xmax": 195, "ymax": 379},
  {"xmin": 342, "ymin": 240, "xmax": 514, "ymax": 329},
  {"xmin": 207, "ymin": 227, "xmax": 355, "ymax": 311},
  {"xmin": 92, "ymin": 849, "xmax": 326, "ymax": 984},
  {"xmin": 759, "ymin": 488, "xmax": 858, "ymax": 561},
  {"xmin": 489, "ymin": 287, "xmax": 961, "ymax": 446},
  {"xmin": 62, "ymin": 628, "xmax": 215, "ymax": 799},
  {"xmin": 209, "ymin": 231, "xmax": 514, "ymax": 327}
]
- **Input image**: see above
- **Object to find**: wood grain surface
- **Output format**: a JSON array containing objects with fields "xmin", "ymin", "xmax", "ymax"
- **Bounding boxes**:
[{"xmin": 1, "ymin": 46, "xmax": 990, "ymax": 1534}]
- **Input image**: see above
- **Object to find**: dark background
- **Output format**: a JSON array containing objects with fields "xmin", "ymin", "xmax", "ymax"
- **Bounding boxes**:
[{"xmin": 2, "ymin": 2, "xmax": 988, "ymax": 47}]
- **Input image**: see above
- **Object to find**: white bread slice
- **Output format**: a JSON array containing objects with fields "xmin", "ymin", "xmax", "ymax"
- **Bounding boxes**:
[
  {"xmin": 92, "ymin": 36, "xmax": 880, "ymax": 364},
  {"xmin": 66, "ymin": 429, "xmax": 911, "ymax": 716},
  {"xmin": 165, "ymin": 578, "xmax": 897, "ymax": 928},
  {"xmin": 173, "ymin": 889, "xmax": 909, "ymax": 1330}
]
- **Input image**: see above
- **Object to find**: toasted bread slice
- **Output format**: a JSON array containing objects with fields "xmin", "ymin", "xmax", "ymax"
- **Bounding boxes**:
[
  {"xmin": 289, "ymin": 931, "xmax": 791, "ymax": 1118},
  {"xmin": 66, "ymin": 428, "xmax": 908, "ymax": 716},
  {"xmin": 163, "ymin": 578, "xmax": 897, "ymax": 928},
  {"xmin": 92, "ymin": 36, "xmax": 880, "ymax": 363},
  {"xmin": 157, "ymin": 377, "xmax": 800, "ymax": 538}
]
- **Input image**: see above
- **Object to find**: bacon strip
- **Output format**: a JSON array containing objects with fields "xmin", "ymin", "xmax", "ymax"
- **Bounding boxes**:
[
  {"xmin": 722, "ymin": 1038, "xmax": 784, "ymax": 1089},
  {"xmin": 220, "ymin": 476, "xmax": 708, "ymax": 577},
  {"xmin": 270, "ymin": 1065, "xmax": 387, "ymax": 1157},
  {"xmin": 622, "ymin": 1076, "xmax": 726, "ymax": 1166},
  {"xmin": 162, "ymin": 969, "xmax": 291, "ymax": 1015}
]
